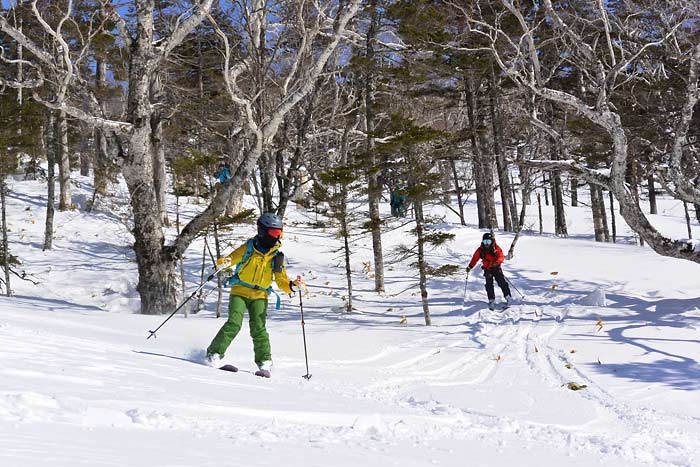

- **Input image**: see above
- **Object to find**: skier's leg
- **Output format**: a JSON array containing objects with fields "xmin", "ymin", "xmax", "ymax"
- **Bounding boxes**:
[
  {"xmin": 207, "ymin": 295, "xmax": 246, "ymax": 357},
  {"xmin": 484, "ymin": 271, "xmax": 496, "ymax": 300},
  {"xmin": 248, "ymin": 298, "xmax": 271, "ymax": 367},
  {"xmin": 495, "ymin": 269, "xmax": 511, "ymax": 298}
]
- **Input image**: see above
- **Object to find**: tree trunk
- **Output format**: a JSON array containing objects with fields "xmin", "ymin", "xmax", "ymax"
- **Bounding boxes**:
[
  {"xmin": 1, "ymin": 160, "xmax": 11, "ymax": 296},
  {"xmin": 590, "ymin": 184, "xmax": 609, "ymax": 242},
  {"xmin": 79, "ymin": 124, "xmax": 91, "ymax": 177},
  {"xmin": 450, "ymin": 159, "xmax": 466, "ymax": 225},
  {"xmin": 695, "ymin": 204, "xmax": 700, "ymax": 225},
  {"xmin": 413, "ymin": 198, "xmax": 431, "ymax": 326},
  {"xmin": 57, "ymin": 110, "xmax": 71, "ymax": 211},
  {"xmin": 609, "ymin": 190, "xmax": 617, "ymax": 243},
  {"xmin": 552, "ymin": 170, "xmax": 567, "ymax": 236},
  {"xmin": 520, "ymin": 164, "xmax": 531, "ymax": 205},
  {"xmin": 175, "ymin": 191, "xmax": 186, "ymax": 295},
  {"xmin": 43, "ymin": 112, "xmax": 56, "ymax": 251},
  {"xmin": 629, "ymin": 154, "xmax": 644, "ymax": 247},
  {"xmin": 150, "ymin": 73, "xmax": 169, "ymax": 226},
  {"xmin": 466, "ymin": 75, "xmax": 497, "ymax": 229},
  {"xmin": 440, "ymin": 160, "xmax": 451, "ymax": 205},
  {"xmin": 365, "ymin": 0, "xmax": 385, "ymax": 293},
  {"xmin": 258, "ymin": 151, "xmax": 275, "ymax": 213},
  {"xmin": 92, "ymin": 59, "xmax": 110, "ymax": 201},
  {"xmin": 684, "ymin": 202, "xmax": 693, "ymax": 239},
  {"xmin": 339, "ymin": 124, "xmax": 353, "ymax": 312},
  {"xmin": 121, "ymin": 11, "xmax": 178, "ymax": 315},
  {"xmin": 648, "ymin": 174, "xmax": 657, "ymax": 215},
  {"xmin": 473, "ymin": 160, "xmax": 487, "ymax": 227},
  {"xmin": 537, "ymin": 192, "xmax": 543, "ymax": 234},
  {"xmin": 490, "ymin": 68, "xmax": 514, "ymax": 231},
  {"xmin": 570, "ymin": 178, "xmax": 578, "ymax": 207}
]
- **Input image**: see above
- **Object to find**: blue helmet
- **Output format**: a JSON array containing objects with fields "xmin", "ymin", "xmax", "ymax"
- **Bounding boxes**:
[
  {"xmin": 257, "ymin": 213, "xmax": 283, "ymax": 229},
  {"xmin": 257, "ymin": 213, "xmax": 283, "ymax": 241}
]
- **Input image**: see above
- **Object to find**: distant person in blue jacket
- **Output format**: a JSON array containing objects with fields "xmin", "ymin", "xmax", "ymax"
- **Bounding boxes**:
[{"xmin": 215, "ymin": 161, "xmax": 232, "ymax": 184}]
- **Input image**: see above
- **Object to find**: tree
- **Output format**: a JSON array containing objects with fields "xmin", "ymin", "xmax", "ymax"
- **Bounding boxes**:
[{"xmin": 379, "ymin": 114, "xmax": 458, "ymax": 325}]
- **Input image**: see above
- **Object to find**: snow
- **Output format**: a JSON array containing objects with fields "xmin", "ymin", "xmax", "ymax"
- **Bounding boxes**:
[{"xmin": 1, "ymin": 173, "xmax": 699, "ymax": 467}]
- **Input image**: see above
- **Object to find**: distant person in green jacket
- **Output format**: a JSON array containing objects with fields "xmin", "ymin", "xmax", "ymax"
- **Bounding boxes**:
[{"xmin": 390, "ymin": 184, "xmax": 407, "ymax": 217}]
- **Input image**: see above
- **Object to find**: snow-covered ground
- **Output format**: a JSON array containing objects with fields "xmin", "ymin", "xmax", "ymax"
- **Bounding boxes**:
[{"xmin": 1, "ymin": 173, "xmax": 699, "ymax": 467}]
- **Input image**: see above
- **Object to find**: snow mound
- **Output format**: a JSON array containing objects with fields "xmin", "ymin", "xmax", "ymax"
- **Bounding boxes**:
[{"xmin": 578, "ymin": 288, "xmax": 607, "ymax": 307}]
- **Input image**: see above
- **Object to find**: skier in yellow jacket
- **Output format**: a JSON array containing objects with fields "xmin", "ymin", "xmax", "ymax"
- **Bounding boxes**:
[{"xmin": 206, "ymin": 213, "xmax": 298, "ymax": 377}]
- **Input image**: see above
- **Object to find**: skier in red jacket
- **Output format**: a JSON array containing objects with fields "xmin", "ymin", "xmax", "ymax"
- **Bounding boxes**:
[{"xmin": 466, "ymin": 232, "xmax": 512, "ymax": 310}]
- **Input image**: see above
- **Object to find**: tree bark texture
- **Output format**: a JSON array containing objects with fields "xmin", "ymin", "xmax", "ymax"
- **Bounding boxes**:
[
  {"xmin": 150, "ymin": 73, "xmax": 169, "ymax": 226},
  {"xmin": 43, "ymin": 111, "xmax": 56, "ymax": 251},
  {"xmin": 93, "ymin": 59, "xmax": 111, "ymax": 200},
  {"xmin": 365, "ymin": 0, "xmax": 385, "ymax": 293},
  {"xmin": 450, "ymin": 159, "xmax": 466, "ymax": 225},
  {"xmin": 648, "ymin": 174, "xmax": 657, "ymax": 215},
  {"xmin": 413, "ymin": 199, "xmax": 431, "ymax": 326},
  {"xmin": 1, "ymin": 162, "xmax": 11, "ymax": 296},
  {"xmin": 590, "ymin": 184, "xmax": 609, "ymax": 242},
  {"xmin": 490, "ymin": 69, "xmax": 514, "ymax": 231},
  {"xmin": 79, "ymin": 123, "xmax": 91, "ymax": 177},
  {"xmin": 258, "ymin": 151, "xmax": 275, "ymax": 213},
  {"xmin": 551, "ymin": 170, "xmax": 567, "ymax": 237},
  {"xmin": 120, "ymin": 1, "xmax": 178, "ymax": 314},
  {"xmin": 537, "ymin": 192, "xmax": 543, "ymax": 234},
  {"xmin": 57, "ymin": 110, "xmax": 71, "ymax": 211},
  {"xmin": 570, "ymin": 178, "xmax": 578, "ymax": 207},
  {"xmin": 465, "ymin": 76, "xmax": 497, "ymax": 229},
  {"xmin": 609, "ymin": 190, "xmax": 617, "ymax": 243}
]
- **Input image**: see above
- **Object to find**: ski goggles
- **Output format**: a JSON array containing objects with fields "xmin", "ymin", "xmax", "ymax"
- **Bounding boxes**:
[
  {"xmin": 267, "ymin": 228, "xmax": 283, "ymax": 239},
  {"xmin": 482, "ymin": 239, "xmax": 492, "ymax": 245}
]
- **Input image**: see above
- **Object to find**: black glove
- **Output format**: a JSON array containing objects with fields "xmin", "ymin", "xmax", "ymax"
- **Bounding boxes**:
[{"xmin": 466, "ymin": 266, "xmax": 472, "ymax": 273}]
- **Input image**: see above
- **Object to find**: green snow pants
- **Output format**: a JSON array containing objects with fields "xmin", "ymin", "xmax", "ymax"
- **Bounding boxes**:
[{"xmin": 207, "ymin": 295, "xmax": 271, "ymax": 366}]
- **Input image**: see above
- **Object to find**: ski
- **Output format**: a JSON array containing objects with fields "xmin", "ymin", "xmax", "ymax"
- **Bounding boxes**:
[{"xmin": 218, "ymin": 364, "xmax": 271, "ymax": 378}]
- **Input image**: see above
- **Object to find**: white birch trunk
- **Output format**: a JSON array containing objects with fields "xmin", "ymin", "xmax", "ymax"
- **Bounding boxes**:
[{"xmin": 57, "ymin": 110, "xmax": 71, "ymax": 211}]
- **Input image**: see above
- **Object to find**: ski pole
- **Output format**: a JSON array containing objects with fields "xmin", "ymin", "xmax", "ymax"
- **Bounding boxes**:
[
  {"xmin": 462, "ymin": 272, "xmax": 469, "ymax": 303},
  {"xmin": 146, "ymin": 263, "xmax": 229, "ymax": 340},
  {"xmin": 504, "ymin": 274, "xmax": 525, "ymax": 299},
  {"xmin": 297, "ymin": 275, "xmax": 312, "ymax": 380}
]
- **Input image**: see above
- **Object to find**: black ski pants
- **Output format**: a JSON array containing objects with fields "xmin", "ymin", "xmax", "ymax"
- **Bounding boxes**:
[{"xmin": 484, "ymin": 267, "xmax": 511, "ymax": 300}]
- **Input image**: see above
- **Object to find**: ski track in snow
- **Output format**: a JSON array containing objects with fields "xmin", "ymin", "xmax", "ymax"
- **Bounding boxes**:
[{"xmin": 296, "ymin": 301, "xmax": 699, "ymax": 467}]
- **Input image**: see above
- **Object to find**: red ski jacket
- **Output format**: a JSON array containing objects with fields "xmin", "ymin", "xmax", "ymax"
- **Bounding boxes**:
[{"xmin": 468, "ymin": 243, "xmax": 504, "ymax": 270}]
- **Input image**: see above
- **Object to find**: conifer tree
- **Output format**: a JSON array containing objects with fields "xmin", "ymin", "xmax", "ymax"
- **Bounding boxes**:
[{"xmin": 379, "ymin": 114, "xmax": 458, "ymax": 325}]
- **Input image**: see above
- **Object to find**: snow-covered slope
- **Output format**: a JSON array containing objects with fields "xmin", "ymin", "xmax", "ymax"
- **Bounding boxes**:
[{"xmin": 1, "ymin": 174, "xmax": 699, "ymax": 467}]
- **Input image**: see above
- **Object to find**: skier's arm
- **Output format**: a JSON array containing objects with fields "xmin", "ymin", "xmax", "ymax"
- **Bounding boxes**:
[
  {"xmin": 467, "ymin": 248, "xmax": 481, "ymax": 270},
  {"xmin": 274, "ymin": 261, "xmax": 294, "ymax": 295},
  {"xmin": 216, "ymin": 243, "xmax": 247, "ymax": 270},
  {"xmin": 495, "ymin": 245, "xmax": 505, "ymax": 265}
]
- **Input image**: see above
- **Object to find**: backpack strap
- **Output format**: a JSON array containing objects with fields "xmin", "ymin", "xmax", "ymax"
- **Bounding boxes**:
[{"xmin": 224, "ymin": 239, "xmax": 282, "ymax": 309}]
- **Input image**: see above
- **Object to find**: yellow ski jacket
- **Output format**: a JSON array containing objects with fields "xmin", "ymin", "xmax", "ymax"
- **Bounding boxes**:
[{"xmin": 222, "ymin": 240, "xmax": 293, "ymax": 300}]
